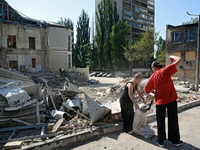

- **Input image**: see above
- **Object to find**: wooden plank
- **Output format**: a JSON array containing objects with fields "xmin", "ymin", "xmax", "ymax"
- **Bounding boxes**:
[
  {"xmin": 51, "ymin": 119, "xmax": 64, "ymax": 133},
  {"xmin": 4, "ymin": 141, "xmax": 23, "ymax": 149}
]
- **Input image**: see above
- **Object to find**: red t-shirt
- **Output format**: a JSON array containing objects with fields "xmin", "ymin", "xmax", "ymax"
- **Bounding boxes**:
[{"xmin": 144, "ymin": 64, "xmax": 178, "ymax": 105}]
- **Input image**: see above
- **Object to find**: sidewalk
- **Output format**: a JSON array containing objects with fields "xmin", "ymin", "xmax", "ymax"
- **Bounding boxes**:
[{"xmin": 64, "ymin": 105, "xmax": 200, "ymax": 150}]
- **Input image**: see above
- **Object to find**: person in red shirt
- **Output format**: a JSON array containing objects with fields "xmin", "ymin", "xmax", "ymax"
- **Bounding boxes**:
[{"xmin": 144, "ymin": 55, "xmax": 183, "ymax": 148}]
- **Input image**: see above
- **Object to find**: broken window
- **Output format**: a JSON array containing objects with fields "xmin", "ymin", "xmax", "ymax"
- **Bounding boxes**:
[
  {"xmin": 68, "ymin": 35, "xmax": 70, "ymax": 51},
  {"xmin": 186, "ymin": 29, "xmax": 196, "ymax": 41},
  {"xmin": 68, "ymin": 55, "xmax": 71, "ymax": 68},
  {"xmin": 29, "ymin": 37, "xmax": 35, "ymax": 49},
  {"xmin": 9, "ymin": 61, "xmax": 18, "ymax": 70},
  {"xmin": 32, "ymin": 58, "xmax": 36, "ymax": 68},
  {"xmin": 7, "ymin": 35, "xmax": 16, "ymax": 48},
  {"xmin": 172, "ymin": 32, "xmax": 181, "ymax": 43}
]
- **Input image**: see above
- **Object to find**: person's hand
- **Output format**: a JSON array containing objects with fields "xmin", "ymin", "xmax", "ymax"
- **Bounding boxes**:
[
  {"xmin": 135, "ymin": 104, "xmax": 139, "ymax": 109},
  {"xmin": 143, "ymin": 99, "xmax": 146, "ymax": 104},
  {"xmin": 170, "ymin": 58, "xmax": 174, "ymax": 64}
]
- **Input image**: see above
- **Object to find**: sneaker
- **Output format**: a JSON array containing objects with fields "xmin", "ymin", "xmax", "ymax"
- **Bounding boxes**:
[
  {"xmin": 174, "ymin": 140, "xmax": 183, "ymax": 147},
  {"xmin": 127, "ymin": 130, "xmax": 134, "ymax": 134},
  {"xmin": 156, "ymin": 140, "xmax": 164, "ymax": 148}
]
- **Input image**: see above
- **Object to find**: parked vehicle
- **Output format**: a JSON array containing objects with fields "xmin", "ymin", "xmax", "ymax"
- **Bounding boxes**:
[
  {"xmin": 96, "ymin": 72, "xmax": 104, "ymax": 77},
  {"xmin": 102, "ymin": 73, "xmax": 108, "ymax": 77},
  {"xmin": 106, "ymin": 73, "xmax": 113, "ymax": 77}
]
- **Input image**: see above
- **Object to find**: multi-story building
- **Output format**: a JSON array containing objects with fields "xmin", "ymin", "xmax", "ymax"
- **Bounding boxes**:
[
  {"xmin": 0, "ymin": 0, "xmax": 73, "ymax": 72},
  {"xmin": 166, "ymin": 23, "xmax": 198, "ymax": 82},
  {"xmin": 95, "ymin": 0, "xmax": 155, "ymax": 41}
]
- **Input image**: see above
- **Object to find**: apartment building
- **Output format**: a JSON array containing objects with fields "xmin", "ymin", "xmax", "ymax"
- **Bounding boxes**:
[
  {"xmin": 95, "ymin": 0, "xmax": 155, "ymax": 41},
  {"xmin": 166, "ymin": 23, "xmax": 198, "ymax": 82}
]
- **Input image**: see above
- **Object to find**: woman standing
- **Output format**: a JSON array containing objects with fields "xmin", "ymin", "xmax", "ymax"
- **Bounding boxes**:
[
  {"xmin": 144, "ymin": 55, "xmax": 183, "ymax": 148},
  {"xmin": 120, "ymin": 74, "xmax": 145, "ymax": 133}
]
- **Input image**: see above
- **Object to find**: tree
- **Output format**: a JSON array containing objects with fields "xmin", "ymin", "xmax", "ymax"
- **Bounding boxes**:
[
  {"xmin": 74, "ymin": 9, "xmax": 90, "ymax": 68},
  {"xmin": 95, "ymin": 0, "xmax": 119, "ymax": 70},
  {"xmin": 156, "ymin": 36, "xmax": 166, "ymax": 65},
  {"xmin": 157, "ymin": 49, "xmax": 166, "ymax": 65},
  {"xmin": 123, "ymin": 28, "xmax": 158, "ymax": 69},
  {"xmin": 95, "ymin": 1, "xmax": 105, "ymax": 70},
  {"xmin": 182, "ymin": 17, "xmax": 198, "ymax": 25},
  {"xmin": 110, "ymin": 19, "xmax": 130, "ymax": 70}
]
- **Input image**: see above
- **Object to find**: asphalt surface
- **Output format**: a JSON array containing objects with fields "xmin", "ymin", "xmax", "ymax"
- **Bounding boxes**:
[{"xmin": 63, "ymin": 105, "xmax": 200, "ymax": 150}]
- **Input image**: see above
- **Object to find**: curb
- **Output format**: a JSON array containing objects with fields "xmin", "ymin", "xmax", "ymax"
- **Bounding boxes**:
[{"xmin": 21, "ymin": 100, "xmax": 200, "ymax": 150}]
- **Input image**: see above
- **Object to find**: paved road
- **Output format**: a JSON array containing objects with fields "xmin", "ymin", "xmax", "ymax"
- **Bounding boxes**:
[{"xmin": 63, "ymin": 105, "xmax": 200, "ymax": 150}]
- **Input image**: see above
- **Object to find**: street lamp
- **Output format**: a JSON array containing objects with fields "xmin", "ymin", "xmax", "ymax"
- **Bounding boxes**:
[{"xmin": 186, "ymin": 12, "xmax": 200, "ymax": 91}]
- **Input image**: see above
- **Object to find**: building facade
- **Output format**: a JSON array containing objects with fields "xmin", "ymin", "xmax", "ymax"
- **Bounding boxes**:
[
  {"xmin": 166, "ymin": 23, "xmax": 198, "ymax": 82},
  {"xmin": 95, "ymin": 0, "xmax": 155, "ymax": 41},
  {"xmin": 0, "ymin": 0, "xmax": 73, "ymax": 72}
]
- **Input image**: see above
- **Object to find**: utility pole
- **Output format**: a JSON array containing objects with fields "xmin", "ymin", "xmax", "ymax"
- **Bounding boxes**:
[{"xmin": 187, "ymin": 12, "xmax": 200, "ymax": 91}]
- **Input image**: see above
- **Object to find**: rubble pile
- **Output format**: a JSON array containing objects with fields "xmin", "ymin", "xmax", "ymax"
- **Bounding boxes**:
[{"xmin": 0, "ymin": 68, "xmax": 111, "ymax": 146}]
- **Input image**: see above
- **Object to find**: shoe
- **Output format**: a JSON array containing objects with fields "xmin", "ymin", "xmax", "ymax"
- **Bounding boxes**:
[
  {"xmin": 127, "ymin": 130, "xmax": 134, "ymax": 134},
  {"xmin": 174, "ymin": 140, "xmax": 183, "ymax": 147},
  {"xmin": 156, "ymin": 140, "xmax": 164, "ymax": 148}
]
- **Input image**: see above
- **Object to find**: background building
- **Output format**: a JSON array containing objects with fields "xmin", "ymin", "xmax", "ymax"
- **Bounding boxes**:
[
  {"xmin": 166, "ymin": 23, "xmax": 198, "ymax": 82},
  {"xmin": 0, "ymin": 0, "xmax": 73, "ymax": 72},
  {"xmin": 95, "ymin": 0, "xmax": 155, "ymax": 41}
]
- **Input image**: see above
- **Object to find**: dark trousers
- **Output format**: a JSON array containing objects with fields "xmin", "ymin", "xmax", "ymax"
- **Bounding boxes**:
[{"xmin": 156, "ymin": 100, "xmax": 180, "ymax": 144}]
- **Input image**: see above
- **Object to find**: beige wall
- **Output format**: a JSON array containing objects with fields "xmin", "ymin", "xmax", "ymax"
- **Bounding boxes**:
[
  {"xmin": 1, "ymin": 24, "xmax": 42, "ymax": 49},
  {"xmin": 49, "ymin": 51, "xmax": 72, "ymax": 71},
  {"xmin": 185, "ymin": 51, "xmax": 196, "ymax": 61},
  {"xmin": 48, "ymin": 27, "xmax": 72, "ymax": 51}
]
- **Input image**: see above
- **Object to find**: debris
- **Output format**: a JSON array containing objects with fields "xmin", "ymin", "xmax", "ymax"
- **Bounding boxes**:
[
  {"xmin": 51, "ymin": 110, "xmax": 68, "ymax": 120},
  {"xmin": 4, "ymin": 141, "xmax": 23, "ymax": 149},
  {"xmin": 111, "ymin": 99, "xmax": 122, "ymax": 122},
  {"xmin": 62, "ymin": 102, "xmax": 90, "ymax": 120},
  {"xmin": 84, "ymin": 93, "xmax": 110, "ymax": 124},
  {"xmin": 47, "ymin": 123, "xmax": 55, "ymax": 131},
  {"xmin": 52, "ymin": 118, "xmax": 64, "ymax": 133}
]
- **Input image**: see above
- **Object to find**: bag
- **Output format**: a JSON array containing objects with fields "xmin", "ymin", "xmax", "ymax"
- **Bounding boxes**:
[{"xmin": 132, "ymin": 109, "xmax": 154, "ymax": 139}]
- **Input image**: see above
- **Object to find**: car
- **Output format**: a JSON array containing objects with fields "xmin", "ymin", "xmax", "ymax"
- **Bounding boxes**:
[
  {"xmin": 89, "ymin": 72, "xmax": 97, "ymax": 77},
  {"xmin": 102, "ymin": 73, "xmax": 108, "ymax": 77},
  {"xmin": 96, "ymin": 72, "xmax": 104, "ymax": 77},
  {"xmin": 106, "ymin": 73, "xmax": 113, "ymax": 77}
]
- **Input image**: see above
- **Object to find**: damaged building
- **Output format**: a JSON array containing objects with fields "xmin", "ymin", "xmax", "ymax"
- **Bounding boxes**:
[
  {"xmin": 0, "ymin": 0, "xmax": 73, "ymax": 72},
  {"xmin": 166, "ymin": 23, "xmax": 198, "ymax": 82}
]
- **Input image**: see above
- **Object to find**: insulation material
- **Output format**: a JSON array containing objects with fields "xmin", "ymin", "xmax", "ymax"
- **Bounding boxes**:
[{"xmin": 0, "ymin": 82, "xmax": 29, "ymax": 106}]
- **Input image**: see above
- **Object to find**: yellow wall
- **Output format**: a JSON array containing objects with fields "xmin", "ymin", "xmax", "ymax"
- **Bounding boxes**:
[
  {"xmin": 185, "ymin": 51, "xmax": 196, "ymax": 61},
  {"xmin": 1, "ymin": 24, "xmax": 42, "ymax": 49},
  {"xmin": 171, "ymin": 52, "xmax": 181, "ymax": 57},
  {"xmin": 184, "ymin": 69, "xmax": 195, "ymax": 78}
]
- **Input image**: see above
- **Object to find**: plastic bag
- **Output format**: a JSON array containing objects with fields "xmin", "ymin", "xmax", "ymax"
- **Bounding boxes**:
[{"xmin": 132, "ymin": 109, "xmax": 154, "ymax": 139}]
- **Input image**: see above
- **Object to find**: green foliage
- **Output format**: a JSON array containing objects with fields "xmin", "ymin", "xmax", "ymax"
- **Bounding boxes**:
[
  {"xmin": 74, "ymin": 9, "xmax": 90, "ymax": 68},
  {"xmin": 156, "ymin": 36, "xmax": 166, "ymax": 65},
  {"xmin": 182, "ymin": 17, "xmax": 198, "ymax": 25},
  {"xmin": 95, "ymin": 0, "xmax": 119, "ymax": 70},
  {"xmin": 157, "ymin": 49, "xmax": 166, "ymax": 65},
  {"xmin": 123, "ymin": 28, "xmax": 158, "ymax": 69},
  {"xmin": 110, "ymin": 20, "xmax": 130, "ymax": 70}
]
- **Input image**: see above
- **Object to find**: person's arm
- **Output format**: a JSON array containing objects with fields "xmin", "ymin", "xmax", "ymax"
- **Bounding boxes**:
[
  {"xmin": 137, "ymin": 89, "xmax": 146, "ymax": 104},
  {"xmin": 170, "ymin": 55, "xmax": 183, "ymax": 67},
  {"xmin": 127, "ymin": 83, "xmax": 139, "ymax": 109},
  {"xmin": 144, "ymin": 78, "xmax": 154, "ymax": 94}
]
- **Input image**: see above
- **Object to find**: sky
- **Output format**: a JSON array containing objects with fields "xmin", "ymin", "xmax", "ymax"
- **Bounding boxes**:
[{"xmin": 7, "ymin": 0, "xmax": 200, "ymax": 41}]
